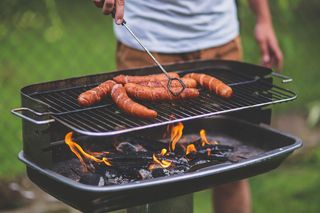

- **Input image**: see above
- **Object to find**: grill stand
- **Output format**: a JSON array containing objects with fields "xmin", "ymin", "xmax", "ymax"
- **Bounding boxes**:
[{"xmin": 126, "ymin": 194, "xmax": 193, "ymax": 213}]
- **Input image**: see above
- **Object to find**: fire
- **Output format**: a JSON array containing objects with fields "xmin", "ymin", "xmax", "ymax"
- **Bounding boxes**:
[
  {"xmin": 65, "ymin": 132, "xmax": 111, "ymax": 171},
  {"xmin": 200, "ymin": 129, "xmax": 218, "ymax": 146},
  {"xmin": 186, "ymin": 144, "xmax": 197, "ymax": 155},
  {"xmin": 169, "ymin": 122, "xmax": 184, "ymax": 152},
  {"xmin": 149, "ymin": 148, "xmax": 172, "ymax": 169},
  {"xmin": 160, "ymin": 148, "xmax": 168, "ymax": 156},
  {"xmin": 152, "ymin": 154, "xmax": 172, "ymax": 168}
]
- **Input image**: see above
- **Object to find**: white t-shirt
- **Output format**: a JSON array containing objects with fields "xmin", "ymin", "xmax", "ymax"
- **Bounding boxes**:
[{"xmin": 114, "ymin": 0, "xmax": 239, "ymax": 53}]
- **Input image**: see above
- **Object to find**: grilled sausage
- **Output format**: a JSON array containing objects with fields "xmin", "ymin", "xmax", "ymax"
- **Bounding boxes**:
[
  {"xmin": 78, "ymin": 80, "xmax": 116, "ymax": 106},
  {"xmin": 124, "ymin": 83, "xmax": 200, "ymax": 101},
  {"xmin": 111, "ymin": 84, "xmax": 157, "ymax": 119},
  {"xmin": 113, "ymin": 72, "xmax": 180, "ymax": 84},
  {"xmin": 184, "ymin": 73, "xmax": 233, "ymax": 98},
  {"xmin": 137, "ymin": 77, "xmax": 197, "ymax": 88}
]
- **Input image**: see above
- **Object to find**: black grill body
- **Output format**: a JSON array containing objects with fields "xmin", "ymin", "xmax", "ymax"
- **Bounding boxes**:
[
  {"xmin": 19, "ymin": 116, "xmax": 301, "ymax": 213},
  {"xmin": 13, "ymin": 60, "xmax": 302, "ymax": 212}
]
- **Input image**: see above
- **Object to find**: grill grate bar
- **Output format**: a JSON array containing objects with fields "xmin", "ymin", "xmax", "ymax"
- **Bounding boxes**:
[{"xmin": 28, "ymin": 68, "xmax": 296, "ymax": 136}]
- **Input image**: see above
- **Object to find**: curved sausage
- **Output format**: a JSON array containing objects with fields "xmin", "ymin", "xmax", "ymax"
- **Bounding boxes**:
[
  {"xmin": 137, "ymin": 77, "xmax": 197, "ymax": 88},
  {"xmin": 184, "ymin": 73, "xmax": 233, "ymax": 98},
  {"xmin": 124, "ymin": 83, "xmax": 200, "ymax": 101},
  {"xmin": 113, "ymin": 72, "xmax": 180, "ymax": 84},
  {"xmin": 78, "ymin": 80, "xmax": 116, "ymax": 106},
  {"xmin": 111, "ymin": 84, "xmax": 157, "ymax": 119}
]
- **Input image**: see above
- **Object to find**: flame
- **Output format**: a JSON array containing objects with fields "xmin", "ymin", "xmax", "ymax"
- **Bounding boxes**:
[
  {"xmin": 186, "ymin": 144, "xmax": 197, "ymax": 155},
  {"xmin": 160, "ymin": 148, "xmax": 168, "ymax": 156},
  {"xmin": 87, "ymin": 151, "xmax": 110, "ymax": 157},
  {"xmin": 200, "ymin": 129, "xmax": 218, "ymax": 146},
  {"xmin": 169, "ymin": 122, "xmax": 184, "ymax": 152},
  {"xmin": 65, "ymin": 132, "xmax": 111, "ymax": 171},
  {"xmin": 152, "ymin": 154, "xmax": 172, "ymax": 168},
  {"xmin": 149, "ymin": 149, "xmax": 171, "ymax": 169}
]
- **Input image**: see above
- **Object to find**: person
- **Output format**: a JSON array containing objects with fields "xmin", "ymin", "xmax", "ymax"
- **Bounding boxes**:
[{"xmin": 92, "ymin": 0, "xmax": 283, "ymax": 212}]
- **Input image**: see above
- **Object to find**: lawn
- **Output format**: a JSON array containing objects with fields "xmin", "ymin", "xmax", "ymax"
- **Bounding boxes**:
[
  {"xmin": 1, "ymin": 1, "xmax": 320, "ymax": 212},
  {"xmin": 194, "ymin": 153, "xmax": 320, "ymax": 213}
]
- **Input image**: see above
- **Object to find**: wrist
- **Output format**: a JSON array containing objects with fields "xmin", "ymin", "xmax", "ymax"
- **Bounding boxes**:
[{"xmin": 257, "ymin": 17, "xmax": 272, "ymax": 25}]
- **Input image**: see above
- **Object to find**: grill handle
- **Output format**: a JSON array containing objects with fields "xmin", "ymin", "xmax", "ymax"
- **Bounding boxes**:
[
  {"xmin": 11, "ymin": 107, "xmax": 55, "ymax": 125},
  {"xmin": 271, "ymin": 72, "xmax": 293, "ymax": 83}
]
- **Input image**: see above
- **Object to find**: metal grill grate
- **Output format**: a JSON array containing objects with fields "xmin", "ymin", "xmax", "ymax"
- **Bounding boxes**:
[{"xmin": 28, "ymin": 69, "xmax": 296, "ymax": 136}]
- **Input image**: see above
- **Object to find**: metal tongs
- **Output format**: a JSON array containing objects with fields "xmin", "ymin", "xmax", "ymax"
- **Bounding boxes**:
[{"xmin": 112, "ymin": 10, "xmax": 186, "ymax": 96}]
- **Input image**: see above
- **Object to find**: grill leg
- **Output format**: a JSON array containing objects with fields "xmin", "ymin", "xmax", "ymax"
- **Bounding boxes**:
[{"xmin": 126, "ymin": 194, "xmax": 193, "ymax": 213}]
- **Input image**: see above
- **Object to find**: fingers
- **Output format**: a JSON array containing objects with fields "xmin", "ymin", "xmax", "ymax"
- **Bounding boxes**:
[
  {"xmin": 102, "ymin": 0, "xmax": 115, "ymax": 14},
  {"xmin": 258, "ymin": 40, "xmax": 271, "ymax": 68},
  {"xmin": 115, "ymin": 0, "xmax": 125, "ymax": 24},
  {"xmin": 269, "ymin": 40, "xmax": 283, "ymax": 70},
  {"xmin": 92, "ymin": 0, "xmax": 125, "ymax": 25},
  {"xmin": 92, "ymin": 0, "xmax": 104, "ymax": 8}
]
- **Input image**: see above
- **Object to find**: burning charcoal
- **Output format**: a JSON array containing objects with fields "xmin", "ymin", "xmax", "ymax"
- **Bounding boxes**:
[
  {"xmin": 173, "ymin": 144, "xmax": 186, "ymax": 156},
  {"xmin": 188, "ymin": 160, "xmax": 223, "ymax": 172},
  {"xmin": 208, "ymin": 153, "xmax": 230, "ymax": 161},
  {"xmin": 177, "ymin": 157, "xmax": 189, "ymax": 165},
  {"xmin": 203, "ymin": 144, "xmax": 234, "ymax": 152},
  {"xmin": 108, "ymin": 152, "xmax": 153, "ymax": 168},
  {"xmin": 119, "ymin": 168, "xmax": 141, "ymax": 180},
  {"xmin": 79, "ymin": 173, "xmax": 105, "ymax": 186},
  {"xmin": 126, "ymin": 136, "xmax": 167, "ymax": 151},
  {"xmin": 138, "ymin": 169, "xmax": 152, "ymax": 180},
  {"xmin": 52, "ymin": 159, "xmax": 84, "ymax": 181},
  {"xmin": 105, "ymin": 169, "xmax": 120, "ymax": 179},
  {"xmin": 115, "ymin": 142, "xmax": 147, "ymax": 153},
  {"xmin": 151, "ymin": 168, "xmax": 166, "ymax": 178}
]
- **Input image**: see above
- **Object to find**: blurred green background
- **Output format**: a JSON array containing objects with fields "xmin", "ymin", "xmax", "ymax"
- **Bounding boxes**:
[{"xmin": 0, "ymin": 0, "xmax": 320, "ymax": 212}]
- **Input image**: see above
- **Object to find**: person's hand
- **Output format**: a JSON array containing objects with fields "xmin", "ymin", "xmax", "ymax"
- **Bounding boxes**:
[
  {"xmin": 92, "ymin": 0, "xmax": 125, "ymax": 25},
  {"xmin": 254, "ymin": 22, "xmax": 283, "ymax": 70}
]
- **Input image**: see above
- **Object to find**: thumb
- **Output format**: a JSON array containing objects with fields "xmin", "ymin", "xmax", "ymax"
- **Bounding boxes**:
[{"xmin": 115, "ymin": 0, "xmax": 125, "ymax": 25}]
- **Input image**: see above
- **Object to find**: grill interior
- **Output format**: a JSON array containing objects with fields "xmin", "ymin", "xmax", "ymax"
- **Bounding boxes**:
[{"xmin": 26, "ymin": 66, "xmax": 296, "ymax": 136}]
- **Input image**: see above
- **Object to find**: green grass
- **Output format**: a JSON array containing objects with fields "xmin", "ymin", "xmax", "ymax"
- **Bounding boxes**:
[
  {"xmin": 0, "ymin": 1, "xmax": 116, "ymax": 178},
  {"xmin": 194, "ymin": 154, "xmax": 320, "ymax": 213}
]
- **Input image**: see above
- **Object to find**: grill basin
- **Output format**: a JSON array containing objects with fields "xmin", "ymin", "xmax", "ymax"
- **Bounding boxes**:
[{"xmin": 19, "ymin": 116, "xmax": 302, "ymax": 213}]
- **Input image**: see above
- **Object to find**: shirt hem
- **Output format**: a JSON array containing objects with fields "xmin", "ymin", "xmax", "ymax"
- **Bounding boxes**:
[{"xmin": 115, "ymin": 31, "xmax": 240, "ymax": 54}]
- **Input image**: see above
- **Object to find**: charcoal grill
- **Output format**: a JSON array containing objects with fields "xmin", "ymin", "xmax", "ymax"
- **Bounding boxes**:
[{"xmin": 12, "ymin": 60, "xmax": 302, "ymax": 212}]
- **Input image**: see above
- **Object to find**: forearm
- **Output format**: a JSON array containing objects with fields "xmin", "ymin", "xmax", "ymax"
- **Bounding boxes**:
[{"xmin": 248, "ymin": 0, "xmax": 272, "ymax": 25}]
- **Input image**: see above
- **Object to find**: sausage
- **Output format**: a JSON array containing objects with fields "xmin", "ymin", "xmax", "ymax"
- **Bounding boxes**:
[
  {"xmin": 137, "ymin": 77, "xmax": 197, "ymax": 88},
  {"xmin": 184, "ymin": 73, "xmax": 233, "ymax": 98},
  {"xmin": 111, "ymin": 84, "xmax": 157, "ymax": 119},
  {"xmin": 124, "ymin": 83, "xmax": 200, "ymax": 101},
  {"xmin": 113, "ymin": 72, "xmax": 180, "ymax": 84},
  {"xmin": 78, "ymin": 80, "xmax": 116, "ymax": 106}
]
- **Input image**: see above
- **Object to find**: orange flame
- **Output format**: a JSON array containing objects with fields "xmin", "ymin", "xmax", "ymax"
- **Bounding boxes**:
[
  {"xmin": 200, "ymin": 129, "xmax": 218, "ymax": 146},
  {"xmin": 169, "ymin": 122, "xmax": 184, "ymax": 152},
  {"xmin": 65, "ymin": 132, "xmax": 111, "ymax": 171},
  {"xmin": 160, "ymin": 148, "xmax": 168, "ymax": 156},
  {"xmin": 186, "ymin": 144, "xmax": 197, "ymax": 155},
  {"xmin": 152, "ymin": 154, "xmax": 172, "ymax": 168},
  {"xmin": 149, "ymin": 149, "xmax": 171, "ymax": 169}
]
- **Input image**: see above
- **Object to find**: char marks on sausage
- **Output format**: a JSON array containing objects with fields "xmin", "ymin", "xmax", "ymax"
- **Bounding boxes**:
[
  {"xmin": 113, "ymin": 72, "xmax": 180, "ymax": 84},
  {"xmin": 78, "ymin": 80, "xmax": 116, "ymax": 106},
  {"xmin": 111, "ymin": 84, "xmax": 157, "ymax": 119},
  {"xmin": 184, "ymin": 73, "xmax": 233, "ymax": 98},
  {"xmin": 137, "ymin": 77, "xmax": 197, "ymax": 88},
  {"xmin": 124, "ymin": 83, "xmax": 199, "ymax": 101}
]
